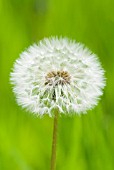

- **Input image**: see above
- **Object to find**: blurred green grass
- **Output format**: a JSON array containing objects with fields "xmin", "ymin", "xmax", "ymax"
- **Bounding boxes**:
[{"xmin": 0, "ymin": 0, "xmax": 114, "ymax": 169}]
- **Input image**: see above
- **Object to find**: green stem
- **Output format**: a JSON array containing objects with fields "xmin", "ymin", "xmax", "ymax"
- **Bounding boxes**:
[{"xmin": 50, "ymin": 109, "xmax": 59, "ymax": 170}]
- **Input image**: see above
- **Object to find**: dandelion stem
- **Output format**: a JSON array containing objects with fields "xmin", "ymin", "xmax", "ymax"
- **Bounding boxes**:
[{"xmin": 50, "ymin": 109, "xmax": 59, "ymax": 170}]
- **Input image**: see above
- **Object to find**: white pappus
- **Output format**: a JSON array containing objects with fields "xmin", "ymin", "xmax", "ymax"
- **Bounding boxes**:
[{"xmin": 10, "ymin": 37, "xmax": 105, "ymax": 116}]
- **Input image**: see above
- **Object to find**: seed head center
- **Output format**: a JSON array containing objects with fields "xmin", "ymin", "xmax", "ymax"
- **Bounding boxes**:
[{"xmin": 45, "ymin": 70, "xmax": 71, "ymax": 86}]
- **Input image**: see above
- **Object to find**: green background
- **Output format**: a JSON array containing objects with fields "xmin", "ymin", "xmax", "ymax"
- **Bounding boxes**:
[{"xmin": 0, "ymin": 0, "xmax": 114, "ymax": 169}]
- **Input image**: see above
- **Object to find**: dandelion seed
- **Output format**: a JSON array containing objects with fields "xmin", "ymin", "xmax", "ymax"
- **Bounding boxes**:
[{"xmin": 10, "ymin": 37, "xmax": 105, "ymax": 116}]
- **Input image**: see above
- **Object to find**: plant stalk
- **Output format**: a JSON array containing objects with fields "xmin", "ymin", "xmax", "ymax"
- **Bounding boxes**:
[{"xmin": 50, "ymin": 109, "xmax": 59, "ymax": 170}]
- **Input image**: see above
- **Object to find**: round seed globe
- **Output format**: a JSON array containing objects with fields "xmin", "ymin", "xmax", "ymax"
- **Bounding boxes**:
[{"xmin": 10, "ymin": 37, "xmax": 105, "ymax": 116}]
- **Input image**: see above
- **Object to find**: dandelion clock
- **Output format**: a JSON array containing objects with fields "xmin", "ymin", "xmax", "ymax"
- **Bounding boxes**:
[{"xmin": 10, "ymin": 37, "xmax": 105, "ymax": 170}]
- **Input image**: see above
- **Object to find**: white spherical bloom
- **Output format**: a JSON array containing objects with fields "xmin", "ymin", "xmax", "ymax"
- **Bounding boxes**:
[{"xmin": 10, "ymin": 37, "xmax": 105, "ymax": 117}]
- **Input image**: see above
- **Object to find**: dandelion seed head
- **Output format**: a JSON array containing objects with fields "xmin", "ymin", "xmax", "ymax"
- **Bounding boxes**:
[{"xmin": 10, "ymin": 37, "xmax": 105, "ymax": 116}]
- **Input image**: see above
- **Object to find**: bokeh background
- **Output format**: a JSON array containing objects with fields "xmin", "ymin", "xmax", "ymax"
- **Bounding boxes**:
[{"xmin": 0, "ymin": 0, "xmax": 114, "ymax": 169}]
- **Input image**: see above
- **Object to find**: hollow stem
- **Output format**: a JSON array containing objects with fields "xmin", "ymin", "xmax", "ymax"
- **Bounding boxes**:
[{"xmin": 50, "ymin": 109, "xmax": 59, "ymax": 170}]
